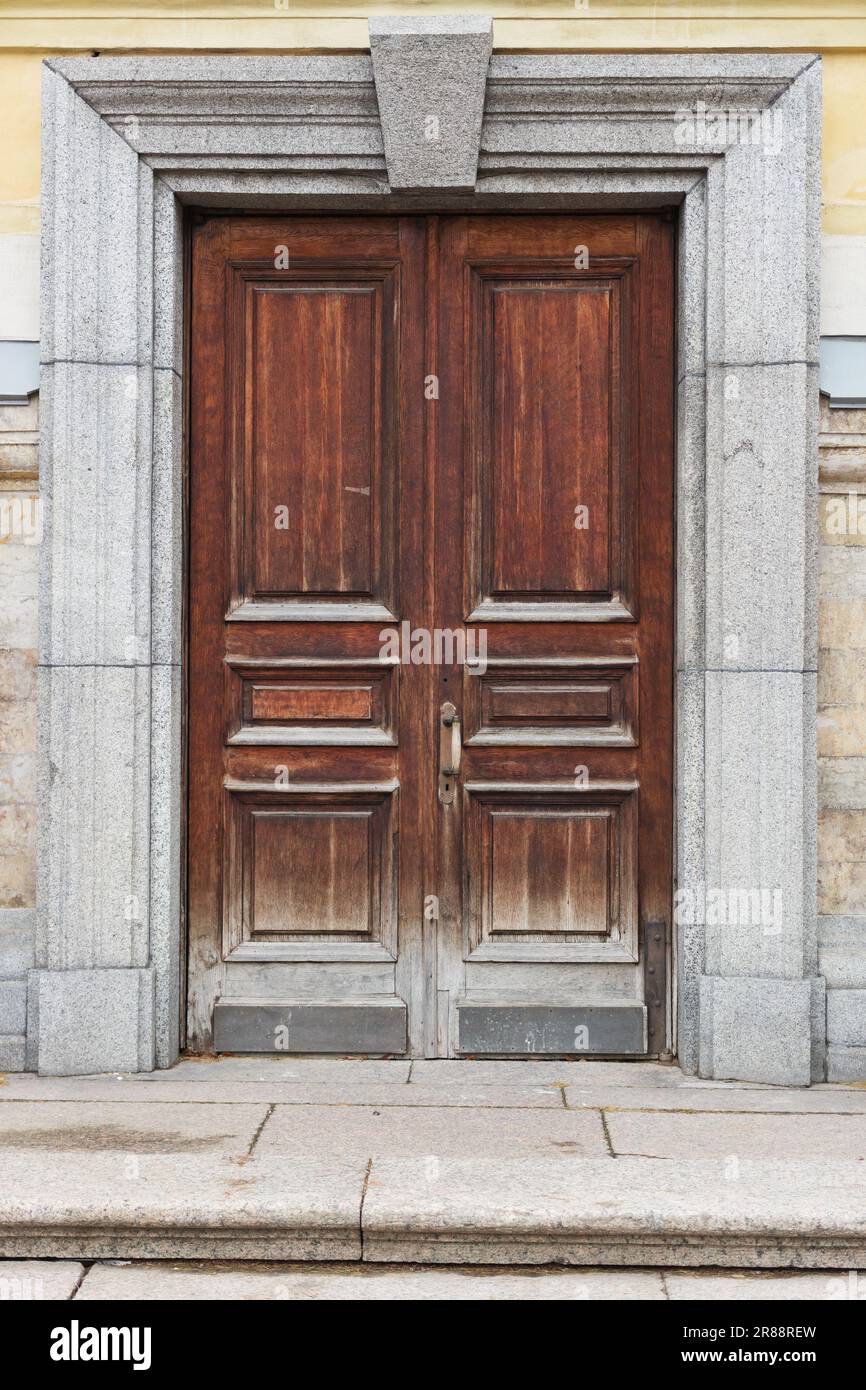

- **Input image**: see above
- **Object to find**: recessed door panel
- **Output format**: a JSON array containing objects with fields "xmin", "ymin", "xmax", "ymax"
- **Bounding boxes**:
[
  {"xmin": 464, "ymin": 659, "xmax": 638, "ymax": 746},
  {"xmin": 484, "ymin": 282, "xmax": 613, "ymax": 599},
  {"xmin": 248, "ymin": 283, "xmax": 381, "ymax": 601}
]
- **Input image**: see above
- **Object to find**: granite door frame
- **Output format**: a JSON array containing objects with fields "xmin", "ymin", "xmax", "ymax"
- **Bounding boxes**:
[{"xmin": 34, "ymin": 33, "xmax": 822, "ymax": 1082}]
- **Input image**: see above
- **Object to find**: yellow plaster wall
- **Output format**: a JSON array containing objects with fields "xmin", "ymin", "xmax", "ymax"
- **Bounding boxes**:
[
  {"xmin": 2, "ymin": 52, "xmax": 44, "ymax": 236},
  {"xmin": 823, "ymin": 52, "xmax": 866, "ymax": 236},
  {"xmin": 1, "ymin": 4, "xmax": 864, "ymax": 235}
]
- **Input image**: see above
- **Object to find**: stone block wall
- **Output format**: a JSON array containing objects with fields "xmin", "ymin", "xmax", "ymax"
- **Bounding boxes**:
[
  {"xmin": 0, "ymin": 395, "xmax": 38, "ymax": 1069},
  {"xmin": 818, "ymin": 395, "xmax": 866, "ymax": 1080}
]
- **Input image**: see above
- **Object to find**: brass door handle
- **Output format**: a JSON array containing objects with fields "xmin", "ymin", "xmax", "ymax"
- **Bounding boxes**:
[{"xmin": 438, "ymin": 701, "xmax": 461, "ymax": 805}]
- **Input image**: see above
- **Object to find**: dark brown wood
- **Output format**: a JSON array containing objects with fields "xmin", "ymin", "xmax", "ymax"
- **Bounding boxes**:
[
  {"xmin": 187, "ymin": 216, "xmax": 429, "ymax": 1050},
  {"xmin": 250, "ymin": 684, "xmax": 374, "ymax": 724},
  {"xmin": 187, "ymin": 212, "xmax": 675, "ymax": 1057},
  {"xmin": 644, "ymin": 918, "xmax": 669, "ymax": 1056},
  {"xmin": 436, "ymin": 214, "xmax": 674, "ymax": 1054}
]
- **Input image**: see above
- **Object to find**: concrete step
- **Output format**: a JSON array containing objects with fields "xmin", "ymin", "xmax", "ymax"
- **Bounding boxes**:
[
  {"xmin": 1, "ymin": 1147, "xmax": 865, "ymax": 1268},
  {"xmin": 2, "ymin": 1064, "xmax": 865, "ymax": 1269}
]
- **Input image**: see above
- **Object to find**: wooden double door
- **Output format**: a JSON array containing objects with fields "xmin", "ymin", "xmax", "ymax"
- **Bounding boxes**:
[{"xmin": 188, "ymin": 213, "xmax": 674, "ymax": 1058}]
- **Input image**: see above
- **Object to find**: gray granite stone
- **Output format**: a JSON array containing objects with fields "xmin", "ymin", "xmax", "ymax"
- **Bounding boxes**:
[
  {"xmin": 699, "ymin": 976, "xmax": 814, "ymax": 1086},
  {"xmin": 565, "ymin": 1084, "xmax": 866, "ymax": 1114},
  {"xmin": 665, "ymin": 1270, "xmax": 853, "ymax": 1300},
  {"xmin": 0, "ymin": 1067, "xmax": 863, "ymax": 1267},
  {"xmin": 39, "ymin": 363, "xmax": 153, "ymax": 668},
  {"xmin": 38, "ymin": 666, "xmax": 151, "ymax": 972},
  {"xmin": 255, "ymin": 1103, "xmax": 607, "ymax": 1161},
  {"xmin": 803, "ymin": 363, "xmax": 821, "ymax": 674},
  {"xmin": 0, "ymin": 1150, "xmax": 365, "ymax": 1260},
  {"xmin": 24, "ymin": 974, "xmax": 37, "ymax": 1072},
  {"xmin": 0, "ymin": 1036, "xmax": 25, "ymax": 1071},
  {"xmin": 75, "ymin": 1262, "xmax": 664, "ymax": 1301},
  {"xmin": 481, "ymin": 54, "xmax": 808, "ymax": 163},
  {"xmin": 705, "ymin": 364, "xmax": 814, "ymax": 673},
  {"xmin": 152, "ymin": 177, "xmax": 183, "ymax": 375},
  {"xmin": 606, "ymin": 1110, "xmax": 866, "ymax": 1161},
  {"xmin": 149, "ymin": 663, "xmax": 181, "ymax": 1069},
  {"xmin": 410, "ymin": 1059, "xmax": 686, "ymax": 1087},
  {"xmin": 0, "ymin": 979, "xmax": 27, "ymax": 1034},
  {"xmin": 137, "ymin": 1056, "xmax": 412, "ymax": 1085},
  {"xmin": 675, "ymin": 668, "xmax": 705, "ymax": 1076},
  {"xmin": 369, "ymin": 17, "xmax": 491, "ymax": 191},
  {"xmin": 705, "ymin": 58, "xmax": 821, "ymax": 367},
  {"xmin": 819, "ymin": 945, "xmax": 866, "ymax": 989},
  {"xmin": 0, "ymin": 909, "xmax": 35, "ymax": 977},
  {"xmin": 0, "ymin": 1099, "xmax": 268, "ymax": 1158},
  {"xmin": 812, "ymin": 972, "xmax": 827, "ymax": 1083},
  {"xmin": 818, "ymin": 917, "xmax": 866, "ymax": 947},
  {"xmin": 827, "ymin": 1045, "xmax": 866, "ymax": 1083},
  {"xmin": 41, "ymin": 66, "xmax": 146, "ymax": 367},
  {"xmin": 0, "ymin": 1077, "xmax": 565, "ymax": 1108},
  {"xmin": 474, "ymin": 169, "xmax": 700, "ymax": 205},
  {"xmin": 0, "ymin": 1260, "xmax": 84, "ymax": 1301},
  {"xmin": 677, "ymin": 179, "xmax": 707, "ymax": 382},
  {"xmin": 363, "ymin": 1154, "xmax": 866, "ymax": 1267},
  {"xmin": 827, "ymin": 990, "xmax": 866, "ymax": 1046},
  {"xmin": 159, "ymin": 171, "xmax": 387, "ymax": 203},
  {"xmin": 150, "ymin": 370, "xmax": 183, "ymax": 666},
  {"xmin": 32, "ymin": 968, "xmax": 155, "ymax": 1076},
  {"xmin": 703, "ymin": 671, "xmax": 812, "ymax": 983},
  {"xmin": 50, "ymin": 55, "xmax": 383, "ymax": 167},
  {"xmin": 676, "ymin": 374, "xmax": 707, "ymax": 674}
]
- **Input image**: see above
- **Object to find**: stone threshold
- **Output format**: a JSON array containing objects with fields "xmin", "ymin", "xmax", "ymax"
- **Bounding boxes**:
[{"xmin": 1, "ymin": 1060, "xmax": 865, "ymax": 1268}]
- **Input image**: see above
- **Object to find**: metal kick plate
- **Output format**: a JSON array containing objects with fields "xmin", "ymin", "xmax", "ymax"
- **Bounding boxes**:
[
  {"xmin": 456, "ymin": 1002, "xmax": 647, "ymax": 1055},
  {"xmin": 213, "ymin": 1000, "xmax": 407, "ymax": 1054}
]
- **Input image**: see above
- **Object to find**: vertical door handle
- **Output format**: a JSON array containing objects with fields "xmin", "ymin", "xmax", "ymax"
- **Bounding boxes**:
[{"xmin": 438, "ymin": 701, "xmax": 461, "ymax": 805}]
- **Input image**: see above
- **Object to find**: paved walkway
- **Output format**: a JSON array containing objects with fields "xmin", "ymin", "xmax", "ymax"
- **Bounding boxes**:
[
  {"xmin": 1, "ymin": 1058, "xmax": 865, "ymax": 1274},
  {"xmin": 2, "ymin": 1260, "xmax": 861, "ymax": 1301}
]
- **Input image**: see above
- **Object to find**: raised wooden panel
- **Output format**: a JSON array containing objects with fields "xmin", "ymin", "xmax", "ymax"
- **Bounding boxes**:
[
  {"xmin": 225, "ymin": 787, "xmax": 397, "ymax": 955},
  {"xmin": 464, "ymin": 785, "xmax": 639, "ymax": 962},
  {"xmin": 230, "ymin": 269, "xmax": 399, "ymax": 621},
  {"xmin": 251, "ymin": 685, "xmax": 372, "ymax": 722},
  {"xmin": 226, "ymin": 661, "xmax": 396, "ymax": 746},
  {"xmin": 466, "ymin": 263, "xmax": 636, "ymax": 622},
  {"xmin": 464, "ymin": 659, "xmax": 637, "ymax": 746}
]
